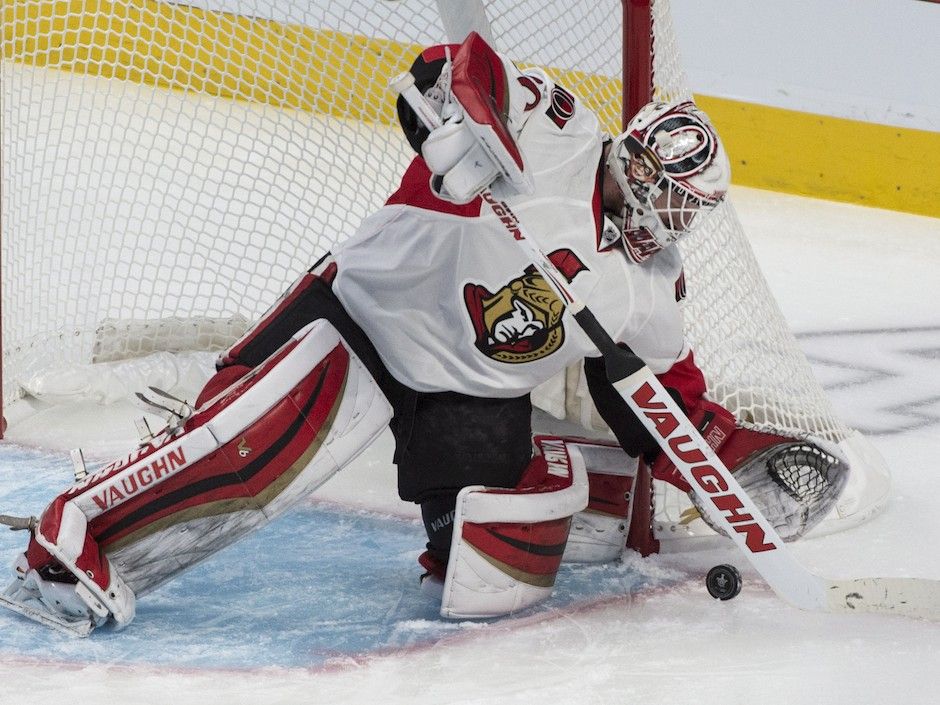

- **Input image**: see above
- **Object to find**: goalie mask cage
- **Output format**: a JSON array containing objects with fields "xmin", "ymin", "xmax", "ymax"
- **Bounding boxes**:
[{"xmin": 0, "ymin": 0, "xmax": 889, "ymax": 546}]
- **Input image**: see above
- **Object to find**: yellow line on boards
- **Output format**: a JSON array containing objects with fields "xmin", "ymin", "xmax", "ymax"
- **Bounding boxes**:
[
  {"xmin": 1, "ymin": 0, "xmax": 423, "ymax": 122},
  {"xmin": 697, "ymin": 96, "xmax": 940, "ymax": 219},
  {"xmin": 1, "ymin": 0, "xmax": 623, "ymax": 128},
  {"xmin": 3, "ymin": 0, "xmax": 937, "ymax": 218}
]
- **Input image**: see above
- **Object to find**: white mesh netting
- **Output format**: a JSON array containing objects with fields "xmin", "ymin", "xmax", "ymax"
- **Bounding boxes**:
[{"xmin": 1, "ymin": 0, "xmax": 887, "ymax": 536}]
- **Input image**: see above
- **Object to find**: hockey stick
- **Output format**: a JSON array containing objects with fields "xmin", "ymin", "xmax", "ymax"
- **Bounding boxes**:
[{"xmin": 392, "ymin": 71, "xmax": 940, "ymax": 621}]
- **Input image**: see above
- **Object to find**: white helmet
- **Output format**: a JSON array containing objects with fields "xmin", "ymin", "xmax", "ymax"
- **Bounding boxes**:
[{"xmin": 606, "ymin": 100, "xmax": 730, "ymax": 263}]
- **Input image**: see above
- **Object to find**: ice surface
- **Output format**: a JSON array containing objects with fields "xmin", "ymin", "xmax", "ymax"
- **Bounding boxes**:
[{"xmin": 2, "ymin": 187, "xmax": 940, "ymax": 703}]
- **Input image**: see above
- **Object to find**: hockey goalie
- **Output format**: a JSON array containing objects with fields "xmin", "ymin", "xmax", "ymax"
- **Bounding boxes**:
[{"xmin": 0, "ymin": 32, "xmax": 849, "ymax": 635}]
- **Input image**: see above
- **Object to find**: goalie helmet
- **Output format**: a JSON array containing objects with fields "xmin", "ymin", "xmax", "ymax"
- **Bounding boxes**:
[{"xmin": 606, "ymin": 100, "xmax": 730, "ymax": 263}]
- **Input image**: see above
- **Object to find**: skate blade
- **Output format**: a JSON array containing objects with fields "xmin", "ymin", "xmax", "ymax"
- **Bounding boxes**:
[
  {"xmin": 0, "ymin": 514, "xmax": 37, "ymax": 531},
  {"xmin": 0, "ymin": 590, "xmax": 95, "ymax": 638}
]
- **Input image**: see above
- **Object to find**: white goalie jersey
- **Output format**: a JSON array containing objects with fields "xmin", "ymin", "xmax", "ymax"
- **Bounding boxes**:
[{"xmin": 332, "ymin": 59, "xmax": 687, "ymax": 398}]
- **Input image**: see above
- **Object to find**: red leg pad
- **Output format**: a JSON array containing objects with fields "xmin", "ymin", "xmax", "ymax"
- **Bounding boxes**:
[{"xmin": 194, "ymin": 364, "xmax": 251, "ymax": 408}]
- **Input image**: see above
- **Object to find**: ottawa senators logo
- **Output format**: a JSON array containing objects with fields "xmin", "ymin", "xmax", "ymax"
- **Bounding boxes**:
[
  {"xmin": 546, "ymin": 85, "xmax": 576, "ymax": 129},
  {"xmin": 464, "ymin": 250, "xmax": 587, "ymax": 364}
]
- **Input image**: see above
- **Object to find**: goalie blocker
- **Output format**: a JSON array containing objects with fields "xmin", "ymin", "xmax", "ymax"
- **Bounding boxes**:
[
  {"xmin": 395, "ymin": 32, "xmax": 536, "ymax": 204},
  {"xmin": 1, "ymin": 318, "xmax": 391, "ymax": 635}
]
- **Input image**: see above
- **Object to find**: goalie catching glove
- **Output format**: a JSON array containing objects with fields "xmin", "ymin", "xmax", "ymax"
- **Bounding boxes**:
[{"xmin": 650, "ymin": 399, "xmax": 851, "ymax": 541}]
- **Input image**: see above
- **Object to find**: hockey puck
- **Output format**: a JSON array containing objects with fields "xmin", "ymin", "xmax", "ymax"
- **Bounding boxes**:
[{"xmin": 706, "ymin": 564, "xmax": 742, "ymax": 600}]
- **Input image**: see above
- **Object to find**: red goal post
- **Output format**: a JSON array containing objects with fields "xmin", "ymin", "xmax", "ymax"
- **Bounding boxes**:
[{"xmin": 623, "ymin": 0, "xmax": 654, "ymax": 124}]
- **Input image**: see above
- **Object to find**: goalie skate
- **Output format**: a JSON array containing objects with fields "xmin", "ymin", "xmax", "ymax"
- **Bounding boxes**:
[
  {"xmin": 0, "ymin": 560, "xmax": 96, "ymax": 637},
  {"xmin": 0, "ymin": 590, "xmax": 95, "ymax": 638},
  {"xmin": 0, "ymin": 515, "xmax": 94, "ymax": 635}
]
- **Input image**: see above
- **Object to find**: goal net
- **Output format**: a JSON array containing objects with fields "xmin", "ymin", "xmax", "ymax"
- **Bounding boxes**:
[{"xmin": 0, "ymin": 0, "xmax": 889, "ymax": 546}]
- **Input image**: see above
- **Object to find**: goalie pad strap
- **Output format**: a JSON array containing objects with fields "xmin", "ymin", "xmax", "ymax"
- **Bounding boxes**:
[{"xmin": 440, "ymin": 440, "xmax": 587, "ymax": 618}]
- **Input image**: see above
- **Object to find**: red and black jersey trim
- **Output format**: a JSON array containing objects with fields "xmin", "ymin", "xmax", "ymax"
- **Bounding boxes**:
[{"xmin": 386, "ymin": 157, "xmax": 483, "ymax": 217}]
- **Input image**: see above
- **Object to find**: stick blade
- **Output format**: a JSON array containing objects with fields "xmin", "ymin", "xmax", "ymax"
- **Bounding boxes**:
[{"xmin": 827, "ymin": 577, "xmax": 940, "ymax": 620}]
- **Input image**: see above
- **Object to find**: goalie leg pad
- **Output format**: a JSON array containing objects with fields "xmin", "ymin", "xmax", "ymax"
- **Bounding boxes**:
[
  {"xmin": 8, "ymin": 319, "xmax": 391, "ymax": 631},
  {"xmin": 553, "ymin": 437, "xmax": 640, "ymax": 564},
  {"xmin": 439, "ymin": 440, "xmax": 588, "ymax": 619},
  {"xmin": 106, "ymin": 319, "xmax": 390, "ymax": 595}
]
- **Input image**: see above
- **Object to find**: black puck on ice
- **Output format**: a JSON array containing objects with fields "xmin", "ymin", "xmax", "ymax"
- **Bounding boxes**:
[{"xmin": 706, "ymin": 564, "xmax": 742, "ymax": 600}]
